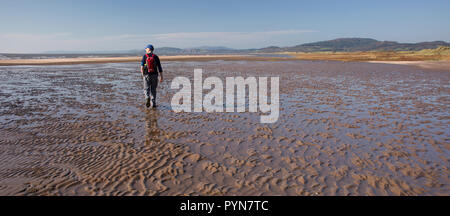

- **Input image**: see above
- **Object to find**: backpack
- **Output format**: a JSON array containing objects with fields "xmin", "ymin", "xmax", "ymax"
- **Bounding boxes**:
[{"xmin": 145, "ymin": 53, "xmax": 156, "ymax": 73}]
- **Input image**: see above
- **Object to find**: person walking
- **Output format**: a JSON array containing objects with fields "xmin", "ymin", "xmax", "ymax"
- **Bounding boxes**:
[{"xmin": 141, "ymin": 44, "xmax": 163, "ymax": 108}]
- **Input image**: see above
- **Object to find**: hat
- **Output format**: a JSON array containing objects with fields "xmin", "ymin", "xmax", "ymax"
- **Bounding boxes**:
[{"xmin": 145, "ymin": 44, "xmax": 154, "ymax": 50}]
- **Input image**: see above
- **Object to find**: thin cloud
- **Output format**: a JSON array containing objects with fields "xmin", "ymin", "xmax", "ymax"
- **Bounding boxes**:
[
  {"xmin": 152, "ymin": 30, "xmax": 317, "ymax": 39},
  {"xmin": 1, "ymin": 33, "xmax": 71, "ymax": 39},
  {"xmin": 0, "ymin": 30, "xmax": 317, "ymax": 53},
  {"xmin": 149, "ymin": 30, "xmax": 317, "ymax": 47}
]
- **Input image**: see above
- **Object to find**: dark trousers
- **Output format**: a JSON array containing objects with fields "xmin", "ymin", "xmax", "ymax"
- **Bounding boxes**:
[{"xmin": 143, "ymin": 73, "xmax": 158, "ymax": 102}]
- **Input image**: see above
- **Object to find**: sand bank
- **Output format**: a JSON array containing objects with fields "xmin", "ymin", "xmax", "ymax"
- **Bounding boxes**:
[
  {"xmin": 367, "ymin": 60, "xmax": 450, "ymax": 71},
  {"xmin": 0, "ymin": 55, "xmax": 291, "ymax": 66},
  {"xmin": 2, "ymin": 53, "xmax": 450, "ymax": 72}
]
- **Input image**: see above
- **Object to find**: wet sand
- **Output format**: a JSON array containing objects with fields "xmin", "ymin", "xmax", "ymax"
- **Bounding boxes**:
[
  {"xmin": 0, "ymin": 60, "xmax": 449, "ymax": 195},
  {"xmin": 2, "ymin": 54, "xmax": 450, "ymax": 71}
]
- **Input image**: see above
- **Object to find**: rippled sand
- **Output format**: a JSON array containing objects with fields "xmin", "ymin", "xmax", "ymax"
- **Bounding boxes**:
[{"xmin": 0, "ymin": 60, "xmax": 448, "ymax": 195}]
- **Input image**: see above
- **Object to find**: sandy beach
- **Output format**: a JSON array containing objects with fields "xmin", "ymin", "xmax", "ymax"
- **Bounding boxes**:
[
  {"xmin": 0, "ymin": 55, "xmax": 291, "ymax": 66},
  {"xmin": 0, "ymin": 60, "xmax": 448, "ymax": 195}
]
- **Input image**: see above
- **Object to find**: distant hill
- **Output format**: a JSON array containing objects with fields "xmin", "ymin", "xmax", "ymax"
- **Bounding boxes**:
[
  {"xmin": 262, "ymin": 38, "xmax": 450, "ymax": 52},
  {"xmin": 129, "ymin": 46, "xmax": 239, "ymax": 55},
  {"xmin": 155, "ymin": 39, "xmax": 450, "ymax": 54},
  {"xmin": 42, "ymin": 38, "xmax": 450, "ymax": 55},
  {"xmin": 188, "ymin": 46, "xmax": 234, "ymax": 50}
]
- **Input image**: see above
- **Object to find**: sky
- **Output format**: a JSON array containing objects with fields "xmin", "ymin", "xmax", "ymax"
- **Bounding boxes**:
[{"xmin": 1, "ymin": 0, "xmax": 449, "ymax": 53}]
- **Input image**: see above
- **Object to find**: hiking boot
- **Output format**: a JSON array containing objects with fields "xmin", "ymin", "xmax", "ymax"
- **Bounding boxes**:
[
  {"xmin": 146, "ymin": 98, "xmax": 151, "ymax": 108},
  {"xmin": 152, "ymin": 100, "xmax": 157, "ymax": 108}
]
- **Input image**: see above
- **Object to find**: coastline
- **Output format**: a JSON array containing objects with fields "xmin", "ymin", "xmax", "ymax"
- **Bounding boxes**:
[{"xmin": 0, "ymin": 55, "xmax": 290, "ymax": 66}]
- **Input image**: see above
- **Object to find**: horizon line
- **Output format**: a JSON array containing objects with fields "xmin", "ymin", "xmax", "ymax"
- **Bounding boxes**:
[{"xmin": 1, "ymin": 37, "xmax": 449, "ymax": 54}]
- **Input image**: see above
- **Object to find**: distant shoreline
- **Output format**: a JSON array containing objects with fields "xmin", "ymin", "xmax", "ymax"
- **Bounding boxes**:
[
  {"xmin": 1, "ymin": 54, "xmax": 449, "ymax": 71},
  {"xmin": 0, "ymin": 55, "xmax": 293, "ymax": 66}
]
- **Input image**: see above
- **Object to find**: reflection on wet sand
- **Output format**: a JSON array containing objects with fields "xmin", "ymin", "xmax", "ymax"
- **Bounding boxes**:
[
  {"xmin": 145, "ymin": 110, "xmax": 161, "ymax": 143},
  {"xmin": 0, "ymin": 60, "xmax": 448, "ymax": 195}
]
